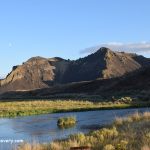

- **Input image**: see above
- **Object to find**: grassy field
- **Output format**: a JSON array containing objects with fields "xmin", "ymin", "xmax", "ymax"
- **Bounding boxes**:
[
  {"xmin": 18, "ymin": 112, "xmax": 150, "ymax": 150},
  {"xmin": 0, "ymin": 97, "xmax": 150, "ymax": 117},
  {"xmin": 0, "ymin": 100, "xmax": 131, "ymax": 117}
]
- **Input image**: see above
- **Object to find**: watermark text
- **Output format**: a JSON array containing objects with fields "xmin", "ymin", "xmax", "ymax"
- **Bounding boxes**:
[{"xmin": 0, "ymin": 139, "xmax": 24, "ymax": 144}]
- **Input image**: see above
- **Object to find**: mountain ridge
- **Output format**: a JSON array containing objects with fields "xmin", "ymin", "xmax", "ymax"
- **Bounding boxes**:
[{"xmin": 0, "ymin": 47, "xmax": 150, "ymax": 93}]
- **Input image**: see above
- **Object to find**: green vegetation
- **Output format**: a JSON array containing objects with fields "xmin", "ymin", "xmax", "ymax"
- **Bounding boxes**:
[
  {"xmin": 18, "ymin": 112, "xmax": 150, "ymax": 150},
  {"xmin": 0, "ymin": 97, "xmax": 150, "ymax": 117},
  {"xmin": 57, "ymin": 116, "xmax": 76, "ymax": 128}
]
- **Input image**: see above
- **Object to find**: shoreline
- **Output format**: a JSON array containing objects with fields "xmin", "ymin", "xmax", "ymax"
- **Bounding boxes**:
[
  {"xmin": 0, "ymin": 100, "xmax": 150, "ymax": 118},
  {"xmin": 18, "ymin": 111, "xmax": 150, "ymax": 150}
]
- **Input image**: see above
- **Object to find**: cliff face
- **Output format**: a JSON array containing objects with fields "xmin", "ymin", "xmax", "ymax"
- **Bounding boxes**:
[
  {"xmin": 0, "ymin": 47, "xmax": 150, "ymax": 93},
  {"xmin": 0, "ymin": 57, "xmax": 70, "ymax": 92}
]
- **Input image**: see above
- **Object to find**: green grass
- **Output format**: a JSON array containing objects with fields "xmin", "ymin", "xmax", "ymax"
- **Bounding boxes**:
[
  {"xmin": 18, "ymin": 112, "xmax": 150, "ymax": 150},
  {"xmin": 0, "ymin": 98, "xmax": 150, "ymax": 118},
  {"xmin": 57, "ymin": 116, "xmax": 76, "ymax": 128}
]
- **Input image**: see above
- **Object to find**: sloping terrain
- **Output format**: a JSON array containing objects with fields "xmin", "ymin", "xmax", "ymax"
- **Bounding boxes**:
[
  {"xmin": 31, "ymin": 66, "xmax": 150, "ymax": 98},
  {"xmin": 100, "ymin": 66, "xmax": 150, "ymax": 93},
  {"xmin": 1, "ymin": 65, "xmax": 150, "ymax": 99},
  {"xmin": 0, "ymin": 57, "xmax": 70, "ymax": 93},
  {"xmin": 0, "ymin": 47, "xmax": 150, "ymax": 93}
]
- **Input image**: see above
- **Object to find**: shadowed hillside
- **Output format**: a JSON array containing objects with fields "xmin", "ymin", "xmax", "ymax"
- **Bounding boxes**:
[{"xmin": 0, "ymin": 47, "xmax": 150, "ymax": 94}]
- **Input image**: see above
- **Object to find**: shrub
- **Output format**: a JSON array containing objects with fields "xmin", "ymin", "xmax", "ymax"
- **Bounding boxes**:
[
  {"xmin": 57, "ymin": 116, "xmax": 76, "ymax": 128},
  {"xmin": 116, "ymin": 140, "xmax": 128, "ymax": 150},
  {"xmin": 91, "ymin": 126, "xmax": 118, "ymax": 141},
  {"xmin": 69, "ymin": 133, "xmax": 86, "ymax": 142},
  {"xmin": 103, "ymin": 144, "xmax": 115, "ymax": 150}
]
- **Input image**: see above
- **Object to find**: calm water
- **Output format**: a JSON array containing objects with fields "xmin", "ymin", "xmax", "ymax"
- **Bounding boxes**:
[{"xmin": 0, "ymin": 107, "xmax": 149, "ymax": 150}]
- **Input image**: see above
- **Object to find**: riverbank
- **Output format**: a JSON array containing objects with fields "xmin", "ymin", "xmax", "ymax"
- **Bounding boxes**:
[
  {"xmin": 0, "ymin": 98, "xmax": 150, "ymax": 117},
  {"xmin": 18, "ymin": 112, "xmax": 150, "ymax": 150}
]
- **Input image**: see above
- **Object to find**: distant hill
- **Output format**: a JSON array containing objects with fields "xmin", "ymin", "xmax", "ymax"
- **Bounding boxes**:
[{"xmin": 0, "ymin": 47, "xmax": 150, "ymax": 94}]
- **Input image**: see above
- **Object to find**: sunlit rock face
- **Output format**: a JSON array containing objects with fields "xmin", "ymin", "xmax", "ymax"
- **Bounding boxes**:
[{"xmin": 1, "ymin": 47, "xmax": 150, "ymax": 93}]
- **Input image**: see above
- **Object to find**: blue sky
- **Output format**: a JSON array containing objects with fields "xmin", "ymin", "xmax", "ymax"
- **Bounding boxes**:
[{"xmin": 0, "ymin": 0, "xmax": 150, "ymax": 76}]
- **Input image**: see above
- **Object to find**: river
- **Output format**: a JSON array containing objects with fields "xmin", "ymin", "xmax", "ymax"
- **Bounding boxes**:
[{"xmin": 0, "ymin": 107, "xmax": 149, "ymax": 150}]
